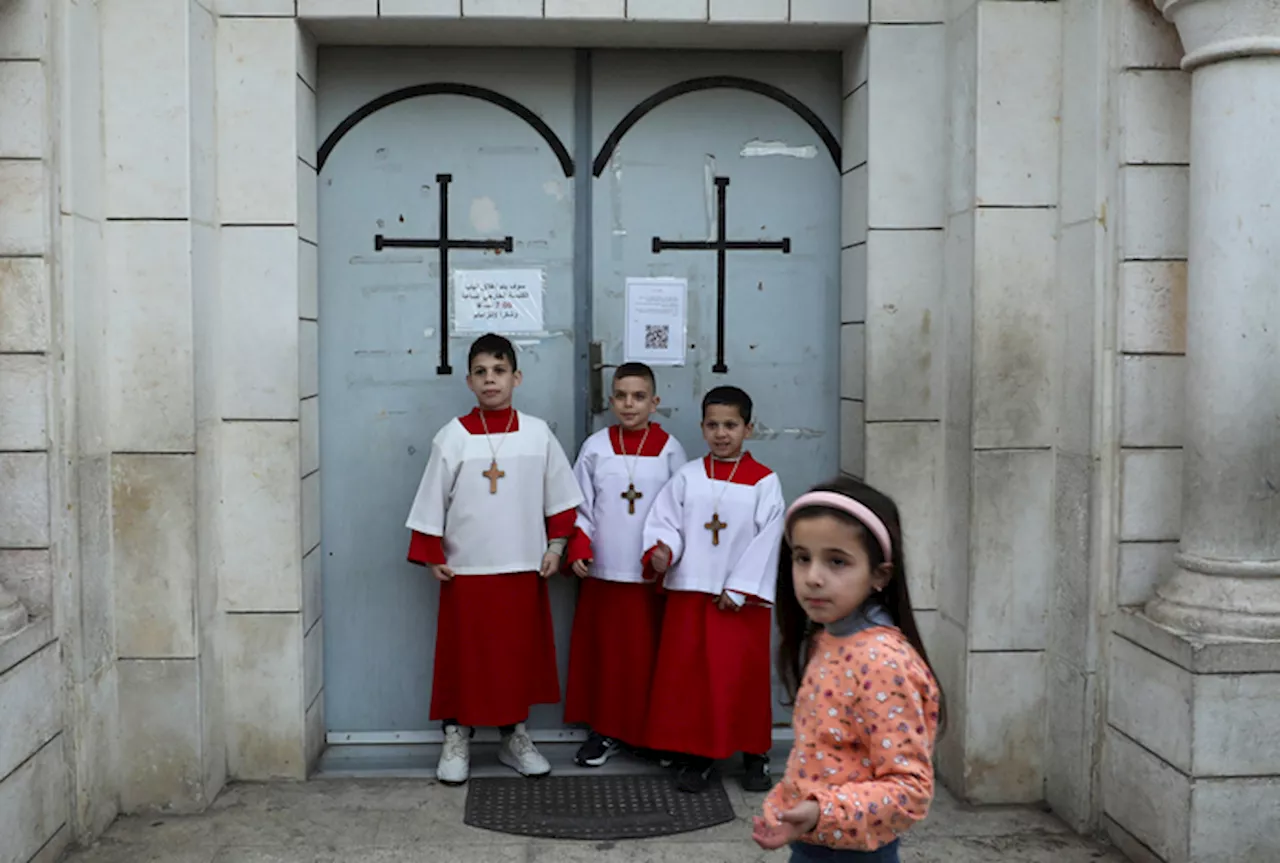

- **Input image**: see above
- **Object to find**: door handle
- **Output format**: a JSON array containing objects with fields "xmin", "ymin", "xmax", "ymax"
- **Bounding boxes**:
[{"xmin": 589, "ymin": 341, "xmax": 616, "ymax": 414}]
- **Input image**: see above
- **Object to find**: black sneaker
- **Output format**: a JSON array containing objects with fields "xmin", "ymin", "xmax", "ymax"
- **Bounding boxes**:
[
  {"xmin": 574, "ymin": 732, "xmax": 621, "ymax": 767},
  {"xmin": 741, "ymin": 753, "xmax": 771, "ymax": 792},
  {"xmin": 676, "ymin": 759, "xmax": 715, "ymax": 793}
]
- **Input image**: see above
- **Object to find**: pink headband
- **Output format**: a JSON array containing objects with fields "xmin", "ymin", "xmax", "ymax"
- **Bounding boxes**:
[{"xmin": 785, "ymin": 491, "xmax": 893, "ymax": 561}]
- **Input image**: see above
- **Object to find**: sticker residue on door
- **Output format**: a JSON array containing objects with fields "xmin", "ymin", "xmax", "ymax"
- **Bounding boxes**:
[{"xmin": 740, "ymin": 139, "xmax": 819, "ymax": 159}]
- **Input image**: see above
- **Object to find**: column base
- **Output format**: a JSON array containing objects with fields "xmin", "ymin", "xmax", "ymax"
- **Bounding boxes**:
[
  {"xmin": 1145, "ymin": 554, "xmax": 1280, "ymax": 639},
  {"xmin": 1105, "ymin": 610, "xmax": 1280, "ymax": 863}
]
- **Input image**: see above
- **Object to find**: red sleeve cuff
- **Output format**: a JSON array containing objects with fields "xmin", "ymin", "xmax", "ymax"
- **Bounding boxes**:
[
  {"xmin": 546, "ymin": 508, "xmax": 576, "ymax": 540},
  {"xmin": 566, "ymin": 528, "xmax": 593, "ymax": 564},
  {"xmin": 407, "ymin": 531, "xmax": 446, "ymax": 566}
]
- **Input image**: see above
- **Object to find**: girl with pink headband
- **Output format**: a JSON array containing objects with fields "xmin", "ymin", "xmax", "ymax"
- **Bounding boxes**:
[{"xmin": 752, "ymin": 476, "xmax": 946, "ymax": 863}]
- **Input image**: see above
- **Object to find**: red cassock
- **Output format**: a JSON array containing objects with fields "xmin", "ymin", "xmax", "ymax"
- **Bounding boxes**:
[
  {"xmin": 407, "ymin": 407, "xmax": 577, "ymax": 728},
  {"xmin": 562, "ymin": 425, "xmax": 672, "ymax": 746}
]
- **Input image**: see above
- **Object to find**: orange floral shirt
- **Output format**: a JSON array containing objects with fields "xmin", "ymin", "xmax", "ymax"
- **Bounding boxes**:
[{"xmin": 763, "ymin": 626, "xmax": 940, "ymax": 851}]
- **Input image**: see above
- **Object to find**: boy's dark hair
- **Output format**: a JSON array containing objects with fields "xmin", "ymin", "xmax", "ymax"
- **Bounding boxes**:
[
  {"xmin": 467, "ymin": 333, "xmax": 518, "ymax": 373},
  {"xmin": 702, "ymin": 385, "xmax": 752, "ymax": 423},
  {"xmin": 613, "ymin": 362, "xmax": 656, "ymax": 392},
  {"xmin": 774, "ymin": 475, "xmax": 947, "ymax": 733}
]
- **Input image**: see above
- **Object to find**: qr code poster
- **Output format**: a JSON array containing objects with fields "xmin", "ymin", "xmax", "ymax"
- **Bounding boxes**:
[{"xmin": 624, "ymin": 277, "xmax": 686, "ymax": 366}]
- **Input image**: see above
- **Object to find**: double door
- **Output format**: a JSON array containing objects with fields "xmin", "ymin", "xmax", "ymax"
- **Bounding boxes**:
[{"xmin": 317, "ymin": 47, "xmax": 841, "ymax": 739}]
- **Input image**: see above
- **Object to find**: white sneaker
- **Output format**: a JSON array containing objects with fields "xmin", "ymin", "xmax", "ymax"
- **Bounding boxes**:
[
  {"xmin": 436, "ymin": 725, "xmax": 470, "ymax": 785},
  {"xmin": 498, "ymin": 723, "xmax": 551, "ymax": 777}
]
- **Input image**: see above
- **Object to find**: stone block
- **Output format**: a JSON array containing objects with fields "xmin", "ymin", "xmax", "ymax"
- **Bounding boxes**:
[
  {"xmin": 1193, "ymin": 671, "xmax": 1280, "ymax": 777},
  {"xmin": 297, "ymin": 23, "xmax": 318, "ymax": 88},
  {"xmin": 1119, "ymin": 0, "xmax": 1184, "ymax": 70},
  {"xmin": 1045, "ymin": 655, "xmax": 1094, "ymax": 832},
  {"xmin": 839, "ymin": 399, "xmax": 864, "ymax": 478},
  {"xmin": 225, "ymin": 612, "xmax": 306, "ymax": 780},
  {"xmin": 1117, "ymin": 541, "xmax": 1175, "ymax": 607},
  {"xmin": 839, "ymin": 323, "xmax": 864, "ymax": 401},
  {"xmin": 969, "ymin": 449, "xmax": 1052, "ymax": 651},
  {"xmin": 865, "ymin": 421, "xmax": 937, "ymax": 608},
  {"xmin": 0, "ymin": 61, "xmax": 44, "ymax": 159},
  {"xmin": 792, "ymin": 0, "xmax": 868, "ymax": 24},
  {"xmin": 971, "ymin": 207, "xmax": 1056, "ymax": 449},
  {"xmin": 300, "ymin": 320, "xmax": 319, "ymax": 399},
  {"xmin": 298, "ymin": 0, "xmax": 379, "ymax": 15},
  {"xmin": 843, "ymin": 31, "xmax": 867, "ymax": 96},
  {"xmin": 709, "ymin": 0, "xmax": 786, "ymax": 21},
  {"xmin": 0, "ymin": 549, "xmax": 51, "ymax": 614},
  {"xmin": 304, "ymin": 616, "xmax": 324, "ymax": 708},
  {"xmin": 1049, "ymin": 450, "xmax": 1094, "ymax": 664},
  {"xmin": 104, "ymin": 220, "xmax": 196, "ymax": 452},
  {"xmin": 0, "ymin": 354, "xmax": 46, "ymax": 450},
  {"xmin": 297, "ymin": 78, "xmax": 317, "ymax": 167},
  {"xmin": 1122, "ymin": 261, "xmax": 1187, "ymax": 354},
  {"xmin": 0, "ymin": 258, "xmax": 48, "ymax": 352},
  {"xmin": 299, "ymin": 238, "xmax": 318, "ymax": 320},
  {"xmin": 0, "ymin": 159, "xmax": 46, "ymax": 256},
  {"xmin": 301, "ymin": 397, "xmax": 320, "ymax": 477},
  {"xmin": 217, "ymin": 18, "xmax": 299, "ymax": 224},
  {"xmin": 1119, "ymin": 449, "xmax": 1182, "ymax": 541},
  {"xmin": 1120, "ymin": 355, "xmax": 1184, "ymax": 447},
  {"xmin": 1053, "ymin": 223, "xmax": 1098, "ymax": 455},
  {"xmin": 217, "ymin": 0, "xmax": 296, "ymax": 14},
  {"xmin": 945, "ymin": 2, "xmax": 977, "ymax": 216},
  {"xmin": 112, "ymin": 455, "xmax": 198, "ymax": 660},
  {"xmin": 842, "ymin": 164, "xmax": 867, "ymax": 248},
  {"xmin": 68, "ymin": 661, "xmax": 121, "ymax": 837},
  {"xmin": 303, "ymin": 545, "xmax": 322, "ymax": 632},
  {"xmin": 627, "ymin": 0, "xmax": 706, "ymax": 20},
  {"xmin": 931, "ymin": 614, "xmax": 967, "ymax": 785},
  {"xmin": 864, "ymin": 229, "xmax": 943, "ymax": 421},
  {"xmin": 59, "ymin": 0, "xmax": 105, "ymax": 222},
  {"xmin": 462, "ymin": 0, "xmax": 542, "ymax": 16},
  {"xmin": 301, "ymin": 469, "xmax": 321, "ymax": 555},
  {"xmin": 1122, "ymin": 165, "xmax": 1189, "ymax": 260},
  {"xmin": 297, "ymin": 159, "xmax": 317, "ymax": 243},
  {"xmin": 842, "ymin": 77, "xmax": 867, "ymax": 173},
  {"xmin": 867, "ymin": 23, "xmax": 946, "ymax": 228},
  {"xmin": 1108, "ymin": 634, "xmax": 1192, "ymax": 772},
  {"xmin": 0, "ymin": 735, "xmax": 67, "ymax": 863},
  {"xmin": 965, "ymin": 651, "xmax": 1046, "ymax": 803},
  {"xmin": 306, "ymin": 690, "xmax": 326, "ymax": 770},
  {"xmin": 219, "ymin": 422, "xmax": 302, "ymax": 612},
  {"xmin": 190, "ymin": 1, "xmax": 217, "ymax": 226},
  {"xmin": 0, "ymin": 643, "xmax": 59, "ymax": 782},
  {"xmin": 870, "ymin": 0, "xmax": 943, "ymax": 22},
  {"xmin": 545, "ymin": 0, "xmax": 624, "ymax": 17},
  {"xmin": 840, "ymin": 242, "xmax": 866, "ymax": 323},
  {"xmin": 219, "ymin": 226, "xmax": 301, "ymax": 420},
  {"xmin": 198, "ymin": 624, "xmax": 227, "ymax": 801},
  {"xmin": 101, "ymin": 0, "xmax": 190, "ymax": 218},
  {"xmin": 117, "ymin": 659, "xmax": 205, "ymax": 812},
  {"xmin": 0, "ymin": 0, "xmax": 47, "ymax": 59},
  {"xmin": 0, "ymin": 453, "xmax": 48, "ymax": 547},
  {"xmin": 974, "ymin": 0, "xmax": 1061, "ymax": 207},
  {"xmin": 0, "ymin": 614, "xmax": 51, "ymax": 678},
  {"xmin": 1058, "ymin": 0, "xmax": 1103, "ymax": 227},
  {"xmin": 1191, "ymin": 777, "xmax": 1280, "ymax": 863},
  {"xmin": 1105, "ymin": 727, "xmax": 1190, "ymax": 863},
  {"xmin": 381, "ymin": 0, "xmax": 463, "ymax": 14},
  {"xmin": 1122, "ymin": 70, "xmax": 1191, "ymax": 166}
]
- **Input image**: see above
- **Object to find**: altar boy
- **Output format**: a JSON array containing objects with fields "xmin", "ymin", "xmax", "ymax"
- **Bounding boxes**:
[
  {"xmin": 405, "ymin": 333, "xmax": 583, "ymax": 786},
  {"xmin": 641, "ymin": 385, "xmax": 786, "ymax": 794}
]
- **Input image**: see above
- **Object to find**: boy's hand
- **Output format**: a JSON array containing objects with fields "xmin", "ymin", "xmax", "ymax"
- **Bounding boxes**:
[
  {"xmin": 571, "ymin": 559, "xmax": 591, "ymax": 578},
  {"xmin": 751, "ymin": 802, "xmax": 819, "ymax": 850},
  {"xmin": 651, "ymin": 542, "xmax": 672, "ymax": 574},
  {"xmin": 716, "ymin": 590, "xmax": 742, "ymax": 611},
  {"xmin": 541, "ymin": 551, "xmax": 561, "ymax": 579},
  {"xmin": 431, "ymin": 565, "xmax": 455, "ymax": 582}
]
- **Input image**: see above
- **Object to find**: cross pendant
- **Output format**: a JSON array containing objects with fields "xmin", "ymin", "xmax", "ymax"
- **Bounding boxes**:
[
  {"xmin": 482, "ymin": 459, "xmax": 505, "ymax": 494},
  {"xmin": 621, "ymin": 483, "xmax": 643, "ymax": 515},
  {"xmin": 705, "ymin": 512, "xmax": 727, "ymax": 546}
]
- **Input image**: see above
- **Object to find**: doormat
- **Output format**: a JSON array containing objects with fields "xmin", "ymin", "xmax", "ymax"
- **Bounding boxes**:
[{"xmin": 463, "ymin": 774, "xmax": 736, "ymax": 840}]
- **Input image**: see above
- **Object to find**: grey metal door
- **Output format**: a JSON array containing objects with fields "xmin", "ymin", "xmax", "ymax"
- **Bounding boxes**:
[
  {"xmin": 589, "ymin": 51, "xmax": 843, "ymax": 723},
  {"xmin": 317, "ymin": 48, "xmax": 579, "ymax": 736}
]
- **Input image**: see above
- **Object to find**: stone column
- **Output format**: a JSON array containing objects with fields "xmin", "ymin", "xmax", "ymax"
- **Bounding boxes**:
[{"xmin": 1145, "ymin": 0, "xmax": 1280, "ymax": 638}]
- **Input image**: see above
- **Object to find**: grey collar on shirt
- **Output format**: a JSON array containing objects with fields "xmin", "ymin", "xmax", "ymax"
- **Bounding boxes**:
[{"xmin": 825, "ymin": 600, "xmax": 895, "ymax": 637}]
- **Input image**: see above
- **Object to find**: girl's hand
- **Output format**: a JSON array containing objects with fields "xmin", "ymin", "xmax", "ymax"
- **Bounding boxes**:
[
  {"xmin": 431, "ymin": 564, "xmax": 455, "ymax": 582},
  {"xmin": 540, "ymin": 551, "xmax": 561, "ymax": 578},
  {"xmin": 571, "ymin": 559, "xmax": 591, "ymax": 578},
  {"xmin": 716, "ymin": 591, "xmax": 742, "ymax": 612},
  {"xmin": 751, "ymin": 802, "xmax": 820, "ymax": 850},
  {"xmin": 651, "ymin": 542, "xmax": 672, "ymax": 573}
]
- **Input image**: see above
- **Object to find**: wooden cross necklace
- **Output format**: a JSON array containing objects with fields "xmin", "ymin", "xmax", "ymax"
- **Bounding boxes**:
[
  {"xmin": 705, "ymin": 454, "xmax": 743, "ymax": 546},
  {"xmin": 617, "ymin": 423, "xmax": 652, "ymax": 515},
  {"xmin": 479, "ymin": 409, "xmax": 516, "ymax": 494}
]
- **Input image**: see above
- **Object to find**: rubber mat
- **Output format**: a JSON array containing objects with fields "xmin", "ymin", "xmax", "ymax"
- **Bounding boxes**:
[{"xmin": 462, "ymin": 774, "xmax": 736, "ymax": 840}]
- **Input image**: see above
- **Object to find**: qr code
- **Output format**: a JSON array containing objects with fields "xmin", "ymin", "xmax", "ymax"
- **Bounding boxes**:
[{"xmin": 645, "ymin": 324, "xmax": 670, "ymax": 351}]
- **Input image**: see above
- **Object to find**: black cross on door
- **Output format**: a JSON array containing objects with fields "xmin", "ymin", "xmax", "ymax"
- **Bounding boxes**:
[
  {"xmin": 650, "ymin": 176, "xmax": 791, "ymax": 373},
  {"xmin": 373, "ymin": 173, "xmax": 514, "ymax": 375}
]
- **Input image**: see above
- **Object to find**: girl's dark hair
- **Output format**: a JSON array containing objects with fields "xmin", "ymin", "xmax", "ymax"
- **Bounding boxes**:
[{"xmin": 775, "ymin": 475, "xmax": 946, "ymax": 732}]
